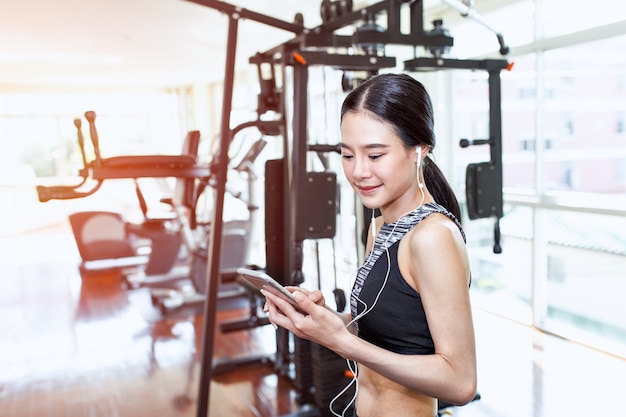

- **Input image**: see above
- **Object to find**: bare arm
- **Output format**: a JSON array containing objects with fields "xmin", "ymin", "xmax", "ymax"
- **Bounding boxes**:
[{"xmin": 350, "ymin": 216, "xmax": 477, "ymax": 404}]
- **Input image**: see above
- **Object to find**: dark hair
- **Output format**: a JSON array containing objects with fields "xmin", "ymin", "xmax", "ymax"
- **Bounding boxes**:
[{"xmin": 340, "ymin": 73, "xmax": 461, "ymax": 220}]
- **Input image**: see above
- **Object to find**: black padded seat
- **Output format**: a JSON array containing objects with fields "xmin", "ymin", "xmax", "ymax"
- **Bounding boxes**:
[
  {"xmin": 69, "ymin": 211, "xmax": 137, "ymax": 261},
  {"xmin": 99, "ymin": 154, "xmax": 196, "ymax": 169}
]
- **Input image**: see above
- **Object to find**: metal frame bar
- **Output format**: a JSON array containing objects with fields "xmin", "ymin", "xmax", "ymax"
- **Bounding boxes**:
[{"xmin": 195, "ymin": 12, "xmax": 238, "ymax": 417}]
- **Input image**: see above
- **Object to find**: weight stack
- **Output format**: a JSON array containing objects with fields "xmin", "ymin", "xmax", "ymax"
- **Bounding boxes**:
[
  {"xmin": 311, "ymin": 343, "xmax": 356, "ymax": 417},
  {"xmin": 293, "ymin": 336, "xmax": 315, "ymax": 405}
]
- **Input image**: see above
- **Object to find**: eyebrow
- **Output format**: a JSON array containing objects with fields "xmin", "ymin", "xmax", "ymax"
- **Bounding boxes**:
[{"xmin": 339, "ymin": 143, "xmax": 390, "ymax": 151}]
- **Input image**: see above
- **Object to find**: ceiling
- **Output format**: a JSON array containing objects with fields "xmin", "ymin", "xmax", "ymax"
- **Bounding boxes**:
[
  {"xmin": 0, "ymin": 0, "xmax": 488, "ymax": 90},
  {"xmin": 0, "ymin": 0, "xmax": 326, "ymax": 89}
]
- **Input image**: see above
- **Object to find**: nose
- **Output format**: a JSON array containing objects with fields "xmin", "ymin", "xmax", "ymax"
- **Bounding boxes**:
[{"xmin": 351, "ymin": 155, "xmax": 371, "ymax": 180}]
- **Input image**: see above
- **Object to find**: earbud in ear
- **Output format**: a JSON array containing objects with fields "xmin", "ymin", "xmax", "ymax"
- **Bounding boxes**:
[
  {"xmin": 416, "ymin": 147, "xmax": 424, "ymax": 189},
  {"xmin": 416, "ymin": 146, "xmax": 422, "ymax": 169}
]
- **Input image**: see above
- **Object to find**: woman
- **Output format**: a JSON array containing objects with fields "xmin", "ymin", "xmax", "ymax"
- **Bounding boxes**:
[{"xmin": 262, "ymin": 73, "xmax": 476, "ymax": 417}]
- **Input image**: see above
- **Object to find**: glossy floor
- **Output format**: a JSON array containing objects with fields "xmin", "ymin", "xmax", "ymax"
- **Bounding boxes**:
[{"xmin": 1, "ymin": 224, "xmax": 625, "ymax": 417}]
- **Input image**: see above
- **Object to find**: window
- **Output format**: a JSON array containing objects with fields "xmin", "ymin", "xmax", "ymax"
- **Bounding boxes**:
[
  {"xmin": 544, "ymin": 209, "xmax": 626, "ymax": 357},
  {"xmin": 448, "ymin": 4, "xmax": 626, "ymax": 358},
  {"xmin": 0, "ymin": 92, "xmax": 181, "ymax": 179},
  {"xmin": 543, "ymin": 37, "xmax": 626, "ymax": 194},
  {"xmin": 542, "ymin": 0, "xmax": 625, "ymax": 37}
]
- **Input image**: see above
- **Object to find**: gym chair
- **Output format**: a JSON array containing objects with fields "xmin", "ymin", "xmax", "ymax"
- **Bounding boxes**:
[
  {"xmin": 69, "ymin": 176, "xmax": 188, "ymax": 276},
  {"xmin": 64, "ymin": 111, "xmax": 201, "ymax": 277},
  {"xmin": 69, "ymin": 210, "xmax": 149, "ymax": 272}
]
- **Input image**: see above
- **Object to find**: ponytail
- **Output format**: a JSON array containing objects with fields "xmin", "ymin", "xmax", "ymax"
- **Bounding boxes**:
[{"xmin": 423, "ymin": 157, "xmax": 461, "ymax": 221}]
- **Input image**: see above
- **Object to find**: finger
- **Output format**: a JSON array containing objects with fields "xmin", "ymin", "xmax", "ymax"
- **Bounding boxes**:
[
  {"xmin": 262, "ymin": 291, "xmax": 297, "ymax": 331},
  {"xmin": 291, "ymin": 290, "xmax": 322, "ymax": 313},
  {"xmin": 262, "ymin": 289, "xmax": 297, "ymax": 316},
  {"xmin": 307, "ymin": 290, "xmax": 325, "ymax": 305}
]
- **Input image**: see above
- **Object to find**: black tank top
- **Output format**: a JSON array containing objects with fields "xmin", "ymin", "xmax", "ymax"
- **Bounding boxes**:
[{"xmin": 350, "ymin": 202, "xmax": 465, "ymax": 355}]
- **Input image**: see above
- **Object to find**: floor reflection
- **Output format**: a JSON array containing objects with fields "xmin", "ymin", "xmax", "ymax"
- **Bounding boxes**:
[{"xmin": 2, "ymin": 226, "xmax": 626, "ymax": 417}]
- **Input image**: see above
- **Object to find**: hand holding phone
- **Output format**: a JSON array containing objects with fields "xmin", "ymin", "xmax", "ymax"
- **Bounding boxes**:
[{"xmin": 237, "ymin": 267, "xmax": 305, "ymax": 313}]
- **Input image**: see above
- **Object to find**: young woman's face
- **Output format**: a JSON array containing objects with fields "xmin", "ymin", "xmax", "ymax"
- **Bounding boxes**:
[{"xmin": 340, "ymin": 111, "xmax": 421, "ymax": 218}]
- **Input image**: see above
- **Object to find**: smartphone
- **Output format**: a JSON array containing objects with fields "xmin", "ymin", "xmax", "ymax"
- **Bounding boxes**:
[{"xmin": 236, "ymin": 267, "xmax": 304, "ymax": 313}]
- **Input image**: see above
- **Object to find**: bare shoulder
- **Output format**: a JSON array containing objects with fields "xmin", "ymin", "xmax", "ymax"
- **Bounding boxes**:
[
  {"xmin": 409, "ymin": 212, "xmax": 466, "ymax": 252},
  {"xmin": 402, "ymin": 212, "xmax": 470, "ymax": 289}
]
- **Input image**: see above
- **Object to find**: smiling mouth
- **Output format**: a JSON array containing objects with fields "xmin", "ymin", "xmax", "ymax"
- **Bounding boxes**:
[{"xmin": 357, "ymin": 184, "xmax": 380, "ymax": 194}]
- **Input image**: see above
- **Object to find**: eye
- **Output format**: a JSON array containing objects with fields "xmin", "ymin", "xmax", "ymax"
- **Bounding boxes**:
[
  {"xmin": 341, "ymin": 153, "xmax": 354, "ymax": 161},
  {"xmin": 369, "ymin": 153, "xmax": 384, "ymax": 160}
]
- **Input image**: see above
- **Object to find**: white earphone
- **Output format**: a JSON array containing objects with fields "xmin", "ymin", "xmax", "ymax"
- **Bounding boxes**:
[
  {"xmin": 371, "ymin": 209, "xmax": 376, "ymax": 238},
  {"xmin": 416, "ymin": 146, "xmax": 422, "ymax": 168},
  {"xmin": 416, "ymin": 146, "xmax": 424, "ymax": 189}
]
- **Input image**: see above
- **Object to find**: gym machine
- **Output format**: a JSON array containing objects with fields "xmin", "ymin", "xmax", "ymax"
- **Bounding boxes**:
[
  {"xmin": 185, "ymin": 0, "xmax": 510, "ymax": 416},
  {"xmin": 37, "ymin": 111, "xmax": 206, "ymax": 277},
  {"xmin": 36, "ymin": 111, "xmax": 259, "ymax": 311}
]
